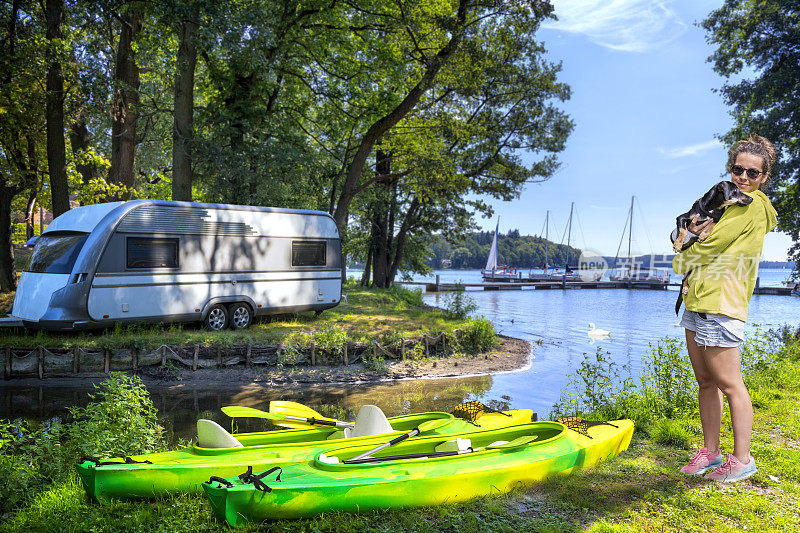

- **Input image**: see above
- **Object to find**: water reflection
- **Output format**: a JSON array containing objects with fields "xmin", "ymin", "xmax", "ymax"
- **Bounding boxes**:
[{"xmin": 0, "ymin": 375, "xmax": 497, "ymax": 442}]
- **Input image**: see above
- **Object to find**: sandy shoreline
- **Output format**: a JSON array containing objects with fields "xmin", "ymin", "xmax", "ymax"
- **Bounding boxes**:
[{"xmin": 1, "ymin": 335, "xmax": 531, "ymax": 388}]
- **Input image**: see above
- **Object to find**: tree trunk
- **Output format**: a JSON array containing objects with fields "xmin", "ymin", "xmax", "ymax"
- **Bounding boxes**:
[
  {"xmin": 371, "ymin": 151, "xmax": 391, "ymax": 288},
  {"xmin": 109, "ymin": 7, "xmax": 143, "ymax": 197},
  {"xmin": 69, "ymin": 114, "xmax": 95, "ymax": 187},
  {"xmin": 171, "ymin": 10, "xmax": 198, "ymax": 202},
  {"xmin": 387, "ymin": 197, "xmax": 420, "ymax": 284},
  {"xmin": 360, "ymin": 245, "xmax": 373, "ymax": 286},
  {"xmin": 45, "ymin": 0, "xmax": 69, "ymax": 216},
  {"xmin": 25, "ymin": 190, "xmax": 37, "ymax": 239},
  {"xmin": 0, "ymin": 183, "xmax": 18, "ymax": 292}
]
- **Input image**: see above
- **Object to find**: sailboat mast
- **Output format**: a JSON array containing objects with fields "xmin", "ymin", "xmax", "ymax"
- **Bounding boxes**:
[
  {"xmin": 545, "ymin": 211, "xmax": 549, "ymax": 273},
  {"xmin": 566, "ymin": 202, "xmax": 574, "ymax": 265},
  {"xmin": 627, "ymin": 196, "xmax": 634, "ymax": 272}
]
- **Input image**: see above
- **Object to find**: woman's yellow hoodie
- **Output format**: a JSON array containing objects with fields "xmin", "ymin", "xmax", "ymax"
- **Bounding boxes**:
[{"xmin": 673, "ymin": 188, "xmax": 777, "ymax": 321}]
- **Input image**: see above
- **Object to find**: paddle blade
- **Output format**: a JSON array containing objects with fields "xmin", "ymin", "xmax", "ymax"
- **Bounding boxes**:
[
  {"xmin": 221, "ymin": 406, "xmax": 282, "ymax": 420},
  {"xmin": 269, "ymin": 401, "xmax": 326, "ymax": 419},
  {"xmin": 269, "ymin": 401, "xmax": 345, "ymax": 429}
]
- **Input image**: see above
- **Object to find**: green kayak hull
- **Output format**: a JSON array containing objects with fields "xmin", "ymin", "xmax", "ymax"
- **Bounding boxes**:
[
  {"xmin": 203, "ymin": 419, "xmax": 633, "ymax": 525},
  {"xmin": 77, "ymin": 409, "xmax": 533, "ymax": 501}
]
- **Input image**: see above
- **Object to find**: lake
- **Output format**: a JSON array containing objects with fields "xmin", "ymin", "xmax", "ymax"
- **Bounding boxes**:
[{"xmin": 1, "ymin": 268, "xmax": 798, "ymax": 440}]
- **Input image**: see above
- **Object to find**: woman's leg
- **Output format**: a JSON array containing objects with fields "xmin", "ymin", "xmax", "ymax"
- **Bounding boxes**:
[
  {"xmin": 685, "ymin": 329, "xmax": 723, "ymax": 454},
  {"xmin": 702, "ymin": 344, "xmax": 752, "ymax": 463}
]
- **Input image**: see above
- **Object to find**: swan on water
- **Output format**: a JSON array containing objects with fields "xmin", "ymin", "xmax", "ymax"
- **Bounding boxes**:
[{"xmin": 587, "ymin": 323, "xmax": 611, "ymax": 338}]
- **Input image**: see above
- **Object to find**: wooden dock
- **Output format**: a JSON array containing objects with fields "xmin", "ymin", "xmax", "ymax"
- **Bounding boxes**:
[{"xmin": 395, "ymin": 278, "xmax": 795, "ymax": 296}]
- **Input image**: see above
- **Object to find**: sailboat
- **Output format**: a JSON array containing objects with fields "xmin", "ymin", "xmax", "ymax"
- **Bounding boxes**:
[
  {"xmin": 529, "ymin": 204, "xmax": 601, "ymax": 282},
  {"xmin": 482, "ymin": 219, "xmax": 518, "ymax": 282},
  {"xmin": 609, "ymin": 196, "xmax": 669, "ymax": 283}
]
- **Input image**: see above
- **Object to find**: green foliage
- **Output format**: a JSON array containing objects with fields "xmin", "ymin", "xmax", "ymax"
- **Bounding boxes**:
[
  {"xmin": 66, "ymin": 373, "xmax": 164, "ymax": 458},
  {"xmin": 362, "ymin": 352, "xmax": 387, "ymax": 373},
  {"xmin": 639, "ymin": 337, "xmax": 696, "ymax": 419},
  {"xmin": 385, "ymin": 285, "xmax": 424, "ymax": 308},
  {"xmin": 456, "ymin": 316, "xmax": 496, "ymax": 354},
  {"xmin": 649, "ymin": 418, "xmax": 692, "ymax": 449},
  {"xmin": 0, "ymin": 419, "xmax": 68, "ymax": 514},
  {"xmin": 702, "ymin": 1, "xmax": 800, "ymax": 275},
  {"xmin": 550, "ymin": 348, "xmax": 635, "ymax": 419},
  {"xmin": 312, "ymin": 326, "xmax": 347, "ymax": 364},
  {"xmin": 441, "ymin": 284, "xmax": 477, "ymax": 319}
]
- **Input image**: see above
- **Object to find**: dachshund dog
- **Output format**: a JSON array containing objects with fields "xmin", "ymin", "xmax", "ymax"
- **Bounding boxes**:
[
  {"xmin": 672, "ymin": 181, "xmax": 752, "ymax": 253},
  {"xmin": 672, "ymin": 181, "xmax": 752, "ymax": 314}
]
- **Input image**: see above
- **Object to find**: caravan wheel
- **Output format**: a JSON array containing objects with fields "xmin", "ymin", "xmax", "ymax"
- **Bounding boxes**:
[
  {"xmin": 204, "ymin": 304, "xmax": 229, "ymax": 331},
  {"xmin": 228, "ymin": 303, "xmax": 252, "ymax": 330}
]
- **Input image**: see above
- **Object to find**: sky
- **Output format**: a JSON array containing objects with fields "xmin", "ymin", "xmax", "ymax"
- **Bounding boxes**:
[{"xmin": 477, "ymin": 0, "xmax": 793, "ymax": 262}]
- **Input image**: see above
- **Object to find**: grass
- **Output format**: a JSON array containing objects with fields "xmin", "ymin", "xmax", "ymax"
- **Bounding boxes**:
[
  {"xmin": 0, "ymin": 285, "xmax": 468, "ymax": 350},
  {"xmin": 2, "ymin": 332, "xmax": 799, "ymax": 531}
]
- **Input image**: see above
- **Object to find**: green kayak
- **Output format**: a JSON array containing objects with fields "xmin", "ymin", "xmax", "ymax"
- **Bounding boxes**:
[
  {"xmin": 203, "ymin": 418, "xmax": 634, "ymax": 525},
  {"xmin": 77, "ymin": 407, "xmax": 534, "ymax": 501}
]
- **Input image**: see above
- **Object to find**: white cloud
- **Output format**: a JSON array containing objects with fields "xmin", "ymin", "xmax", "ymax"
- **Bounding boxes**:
[
  {"xmin": 658, "ymin": 139, "xmax": 722, "ymax": 158},
  {"xmin": 543, "ymin": 1, "xmax": 687, "ymax": 53}
]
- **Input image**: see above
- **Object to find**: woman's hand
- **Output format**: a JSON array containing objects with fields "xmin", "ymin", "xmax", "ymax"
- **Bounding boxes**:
[{"xmin": 687, "ymin": 214, "xmax": 713, "ymax": 235}]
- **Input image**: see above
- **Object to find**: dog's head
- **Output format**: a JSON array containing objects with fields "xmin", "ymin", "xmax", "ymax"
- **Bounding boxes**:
[{"xmin": 699, "ymin": 182, "xmax": 753, "ymax": 218}]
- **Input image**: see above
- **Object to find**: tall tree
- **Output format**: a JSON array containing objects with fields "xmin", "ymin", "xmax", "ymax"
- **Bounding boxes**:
[
  {"xmin": 702, "ymin": 1, "xmax": 800, "ymax": 274},
  {"xmin": 44, "ymin": 0, "xmax": 70, "ymax": 216},
  {"xmin": 170, "ymin": 3, "xmax": 199, "ymax": 201},
  {"xmin": 108, "ymin": 2, "xmax": 143, "ymax": 196},
  {"xmin": 0, "ymin": 0, "xmax": 46, "ymax": 290}
]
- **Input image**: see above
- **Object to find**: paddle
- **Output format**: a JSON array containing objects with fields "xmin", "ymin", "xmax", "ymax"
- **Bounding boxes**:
[
  {"xmin": 221, "ymin": 405, "xmax": 355, "ymax": 429},
  {"xmin": 344, "ymin": 434, "xmax": 538, "ymax": 465},
  {"xmin": 344, "ymin": 419, "xmax": 451, "ymax": 463}
]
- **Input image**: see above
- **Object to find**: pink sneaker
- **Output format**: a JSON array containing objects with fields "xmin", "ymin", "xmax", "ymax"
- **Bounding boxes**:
[
  {"xmin": 704, "ymin": 454, "xmax": 757, "ymax": 482},
  {"xmin": 679, "ymin": 447, "xmax": 723, "ymax": 475}
]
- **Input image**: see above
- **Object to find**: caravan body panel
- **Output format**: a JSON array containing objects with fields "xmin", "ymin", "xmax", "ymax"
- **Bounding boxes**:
[{"xmin": 13, "ymin": 200, "xmax": 342, "ymax": 330}]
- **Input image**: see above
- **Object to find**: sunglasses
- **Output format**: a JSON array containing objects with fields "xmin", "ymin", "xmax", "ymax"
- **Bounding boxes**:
[{"xmin": 730, "ymin": 165, "xmax": 763, "ymax": 180}]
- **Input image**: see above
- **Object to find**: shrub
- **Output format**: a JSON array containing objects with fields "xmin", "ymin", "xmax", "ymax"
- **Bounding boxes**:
[
  {"xmin": 457, "ymin": 316, "xmax": 496, "ymax": 354},
  {"xmin": 640, "ymin": 337, "xmax": 697, "ymax": 419},
  {"xmin": 313, "ymin": 325, "xmax": 348, "ymax": 364},
  {"xmin": 66, "ymin": 373, "xmax": 164, "ymax": 458},
  {"xmin": 442, "ymin": 284, "xmax": 477, "ymax": 319},
  {"xmin": 0, "ymin": 418, "xmax": 70, "ymax": 514},
  {"xmin": 649, "ymin": 418, "xmax": 692, "ymax": 448},
  {"xmin": 387, "ymin": 285, "xmax": 424, "ymax": 308},
  {"xmin": 550, "ymin": 348, "xmax": 635, "ymax": 419}
]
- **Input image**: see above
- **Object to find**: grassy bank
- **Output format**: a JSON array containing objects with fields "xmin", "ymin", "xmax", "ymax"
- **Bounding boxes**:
[
  {"xmin": 1, "ymin": 328, "xmax": 799, "ymax": 532},
  {"xmin": 0, "ymin": 283, "xmax": 493, "ymax": 355}
]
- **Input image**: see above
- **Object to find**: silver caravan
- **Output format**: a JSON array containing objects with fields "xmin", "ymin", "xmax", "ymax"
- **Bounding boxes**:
[{"xmin": 11, "ymin": 200, "xmax": 342, "ymax": 331}]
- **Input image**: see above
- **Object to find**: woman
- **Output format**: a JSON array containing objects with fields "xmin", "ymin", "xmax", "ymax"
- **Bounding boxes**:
[{"xmin": 672, "ymin": 134, "xmax": 778, "ymax": 482}]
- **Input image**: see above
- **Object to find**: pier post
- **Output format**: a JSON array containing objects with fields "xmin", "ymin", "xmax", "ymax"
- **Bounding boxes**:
[
  {"xmin": 245, "ymin": 344, "xmax": 252, "ymax": 367},
  {"xmin": 343, "ymin": 342, "xmax": 348, "ymax": 365},
  {"xmin": 193, "ymin": 345, "xmax": 199, "ymax": 371},
  {"xmin": 436, "ymin": 274, "xmax": 440, "ymax": 292},
  {"xmin": 311, "ymin": 343, "xmax": 316, "ymax": 366},
  {"xmin": 400, "ymin": 338, "xmax": 405, "ymax": 360},
  {"xmin": 132, "ymin": 347, "xmax": 138, "ymax": 371},
  {"xmin": 4, "ymin": 347, "xmax": 10, "ymax": 379},
  {"xmin": 756, "ymin": 276, "xmax": 760, "ymax": 290},
  {"xmin": 72, "ymin": 346, "xmax": 79, "ymax": 374},
  {"xmin": 37, "ymin": 346, "xmax": 44, "ymax": 379},
  {"xmin": 104, "ymin": 348, "xmax": 110, "ymax": 374}
]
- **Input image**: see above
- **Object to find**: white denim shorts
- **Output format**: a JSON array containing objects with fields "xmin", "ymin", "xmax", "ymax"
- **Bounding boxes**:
[{"xmin": 680, "ymin": 310, "xmax": 745, "ymax": 348}]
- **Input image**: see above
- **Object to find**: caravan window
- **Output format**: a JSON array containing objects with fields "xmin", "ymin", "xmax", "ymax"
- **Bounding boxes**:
[
  {"xmin": 292, "ymin": 241, "xmax": 326, "ymax": 267},
  {"xmin": 26, "ymin": 232, "xmax": 89, "ymax": 274},
  {"xmin": 126, "ymin": 238, "xmax": 179, "ymax": 269}
]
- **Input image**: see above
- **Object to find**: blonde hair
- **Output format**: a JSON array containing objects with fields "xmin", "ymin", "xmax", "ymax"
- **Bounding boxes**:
[{"xmin": 727, "ymin": 134, "xmax": 778, "ymax": 185}]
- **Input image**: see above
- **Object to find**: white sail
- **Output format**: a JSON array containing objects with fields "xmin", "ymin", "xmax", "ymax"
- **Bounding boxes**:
[{"xmin": 485, "ymin": 220, "xmax": 499, "ymax": 271}]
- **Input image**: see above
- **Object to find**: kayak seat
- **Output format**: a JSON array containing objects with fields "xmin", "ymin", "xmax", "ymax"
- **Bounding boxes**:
[
  {"xmin": 197, "ymin": 419, "xmax": 244, "ymax": 448},
  {"xmin": 350, "ymin": 405, "xmax": 394, "ymax": 438}
]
